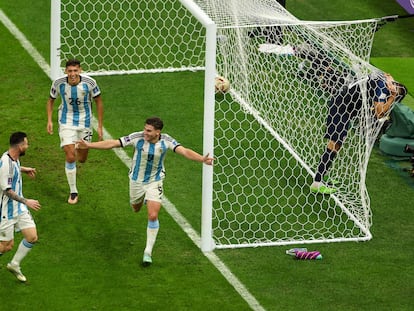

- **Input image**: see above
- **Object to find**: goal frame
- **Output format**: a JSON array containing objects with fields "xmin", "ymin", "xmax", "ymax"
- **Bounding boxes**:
[
  {"xmin": 51, "ymin": 0, "xmax": 380, "ymax": 252},
  {"xmin": 50, "ymin": 0, "xmax": 217, "ymax": 252}
]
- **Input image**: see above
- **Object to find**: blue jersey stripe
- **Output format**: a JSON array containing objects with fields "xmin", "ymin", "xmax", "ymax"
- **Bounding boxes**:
[
  {"xmin": 143, "ymin": 143, "xmax": 155, "ymax": 183},
  {"xmin": 60, "ymin": 84, "xmax": 68, "ymax": 124}
]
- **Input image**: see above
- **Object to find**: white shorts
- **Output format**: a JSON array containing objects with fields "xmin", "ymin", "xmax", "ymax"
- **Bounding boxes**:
[
  {"xmin": 129, "ymin": 180, "xmax": 164, "ymax": 205},
  {"xmin": 59, "ymin": 126, "xmax": 93, "ymax": 147},
  {"xmin": 0, "ymin": 211, "xmax": 36, "ymax": 241}
]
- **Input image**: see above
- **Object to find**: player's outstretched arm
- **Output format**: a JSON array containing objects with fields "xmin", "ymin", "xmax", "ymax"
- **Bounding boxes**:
[
  {"xmin": 175, "ymin": 145, "xmax": 214, "ymax": 165},
  {"xmin": 21, "ymin": 166, "xmax": 37, "ymax": 179},
  {"xmin": 76, "ymin": 139, "xmax": 121, "ymax": 150}
]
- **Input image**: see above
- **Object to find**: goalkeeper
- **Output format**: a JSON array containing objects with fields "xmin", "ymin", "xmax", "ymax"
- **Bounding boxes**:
[{"xmin": 311, "ymin": 72, "xmax": 407, "ymax": 194}]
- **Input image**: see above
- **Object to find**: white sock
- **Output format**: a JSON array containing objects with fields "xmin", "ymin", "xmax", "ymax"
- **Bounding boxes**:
[
  {"xmin": 65, "ymin": 162, "xmax": 78, "ymax": 193},
  {"xmin": 11, "ymin": 239, "xmax": 34, "ymax": 266},
  {"xmin": 144, "ymin": 220, "xmax": 159, "ymax": 256}
]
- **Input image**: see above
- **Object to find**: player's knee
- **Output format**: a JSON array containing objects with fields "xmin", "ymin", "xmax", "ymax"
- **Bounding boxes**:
[
  {"xmin": 27, "ymin": 235, "xmax": 38, "ymax": 244},
  {"xmin": 131, "ymin": 203, "xmax": 143, "ymax": 213},
  {"xmin": 0, "ymin": 240, "xmax": 14, "ymax": 253},
  {"xmin": 65, "ymin": 154, "xmax": 76, "ymax": 163},
  {"xmin": 77, "ymin": 150, "xmax": 89, "ymax": 163},
  {"xmin": 148, "ymin": 212, "xmax": 159, "ymax": 221},
  {"xmin": 78, "ymin": 157, "xmax": 87, "ymax": 163}
]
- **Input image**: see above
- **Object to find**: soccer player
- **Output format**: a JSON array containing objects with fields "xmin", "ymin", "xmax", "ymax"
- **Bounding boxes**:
[
  {"xmin": 248, "ymin": 0, "xmax": 287, "ymax": 44},
  {"xmin": 46, "ymin": 59, "xmax": 104, "ymax": 204},
  {"xmin": 76, "ymin": 117, "xmax": 214, "ymax": 266},
  {"xmin": 311, "ymin": 72, "xmax": 408, "ymax": 194},
  {"xmin": 0, "ymin": 132, "xmax": 41, "ymax": 282}
]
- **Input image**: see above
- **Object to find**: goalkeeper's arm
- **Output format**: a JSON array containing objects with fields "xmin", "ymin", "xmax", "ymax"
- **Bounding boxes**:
[
  {"xmin": 373, "ymin": 74, "xmax": 407, "ymax": 119},
  {"xmin": 373, "ymin": 96, "xmax": 396, "ymax": 119}
]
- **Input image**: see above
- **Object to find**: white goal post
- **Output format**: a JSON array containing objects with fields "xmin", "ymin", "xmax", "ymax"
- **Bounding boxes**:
[{"xmin": 52, "ymin": 0, "xmax": 390, "ymax": 252}]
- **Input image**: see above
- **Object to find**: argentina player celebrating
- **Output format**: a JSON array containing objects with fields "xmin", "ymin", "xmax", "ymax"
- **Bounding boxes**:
[
  {"xmin": 47, "ymin": 59, "xmax": 104, "ymax": 204},
  {"xmin": 76, "ymin": 117, "xmax": 214, "ymax": 266}
]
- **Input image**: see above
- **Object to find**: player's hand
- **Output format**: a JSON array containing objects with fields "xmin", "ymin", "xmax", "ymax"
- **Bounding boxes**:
[
  {"xmin": 23, "ymin": 167, "xmax": 37, "ymax": 179},
  {"xmin": 26, "ymin": 199, "xmax": 41, "ymax": 211},
  {"xmin": 203, "ymin": 153, "xmax": 215, "ymax": 165},
  {"xmin": 47, "ymin": 122, "xmax": 54, "ymax": 135},
  {"xmin": 385, "ymin": 74, "xmax": 397, "ymax": 95},
  {"xmin": 75, "ymin": 140, "xmax": 89, "ymax": 149}
]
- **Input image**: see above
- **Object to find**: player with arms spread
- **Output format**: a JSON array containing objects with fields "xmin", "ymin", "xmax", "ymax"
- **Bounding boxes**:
[
  {"xmin": 46, "ymin": 59, "xmax": 104, "ymax": 204},
  {"xmin": 76, "ymin": 117, "xmax": 214, "ymax": 266}
]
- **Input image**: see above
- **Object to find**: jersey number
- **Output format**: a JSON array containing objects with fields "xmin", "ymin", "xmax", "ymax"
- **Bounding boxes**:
[{"xmin": 69, "ymin": 98, "xmax": 81, "ymax": 106}]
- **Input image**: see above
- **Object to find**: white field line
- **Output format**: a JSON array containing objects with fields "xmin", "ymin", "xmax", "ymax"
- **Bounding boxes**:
[{"xmin": 0, "ymin": 9, "xmax": 265, "ymax": 311}]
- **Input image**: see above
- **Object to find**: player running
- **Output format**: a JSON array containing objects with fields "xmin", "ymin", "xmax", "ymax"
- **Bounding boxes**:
[
  {"xmin": 46, "ymin": 59, "xmax": 104, "ymax": 204},
  {"xmin": 76, "ymin": 117, "xmax": 214, "ymax": 266}
]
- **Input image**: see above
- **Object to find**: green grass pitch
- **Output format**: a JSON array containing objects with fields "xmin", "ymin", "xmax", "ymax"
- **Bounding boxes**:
[{"xmin": 0, "ymin": 0, "xmax": 413, "ymax": 310}]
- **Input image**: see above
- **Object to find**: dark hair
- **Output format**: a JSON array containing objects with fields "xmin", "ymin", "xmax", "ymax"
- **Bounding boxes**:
[
  {"xmin": 10, "ymin": 132, "xmax": 27, "ymax": 146},
  {"xmin": 66, "ymin": 59, "xmax": 81, "ymax": 68},
  {"xmin": 395, "ymin": 82, "xmax": 408, "ymax": 103},
  {"xmin": 145, "ymin": 117, "xmax": 164, "ymax": 130}
]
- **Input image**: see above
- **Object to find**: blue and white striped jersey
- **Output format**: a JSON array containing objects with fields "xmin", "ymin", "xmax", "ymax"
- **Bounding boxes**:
[
  {"xmin": 50, "ymin": 74, "xmax": 101, "ymax": 129},
  {"xmin": 0, "ymin": 152, "xmax": 27, "ymax": 219},
  {"xmin": 119, "ymin": 132, "xmax": 181, "ymax": 183}
]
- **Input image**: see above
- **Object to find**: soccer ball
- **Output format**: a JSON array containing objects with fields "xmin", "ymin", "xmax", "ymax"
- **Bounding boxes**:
[{"xmin": 215, "ymin": 76, "xmax": 230, "ymax": 93}]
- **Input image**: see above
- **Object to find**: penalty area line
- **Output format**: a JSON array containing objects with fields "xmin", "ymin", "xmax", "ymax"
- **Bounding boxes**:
[{"xmin": 0, "ymin": 9, "xmax": 265, "ymax": 311}]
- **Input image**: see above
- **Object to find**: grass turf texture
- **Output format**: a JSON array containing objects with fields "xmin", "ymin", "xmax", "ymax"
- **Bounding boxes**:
[{"xmin": 0, "ymin": 0, "xmax": 413, "ymax": 310}]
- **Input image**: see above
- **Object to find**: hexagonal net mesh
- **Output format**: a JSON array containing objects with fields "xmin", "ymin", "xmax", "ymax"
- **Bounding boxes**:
[
  {"xmin": 197, "ymin": 0, "xmax": 390, "ymax": 249},
  {"xmin": 60, "ymin": 0, "xmax": 206, "ymax": 74},
  {"xmin": 58, "ymin": 0, "xmax": 393, "ymax": 249}
]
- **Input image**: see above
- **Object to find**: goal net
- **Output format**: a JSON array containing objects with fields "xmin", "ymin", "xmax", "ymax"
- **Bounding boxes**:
[{"xmin": 54, "ymin": 0, "xmax": 388, "ymax": 250}]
